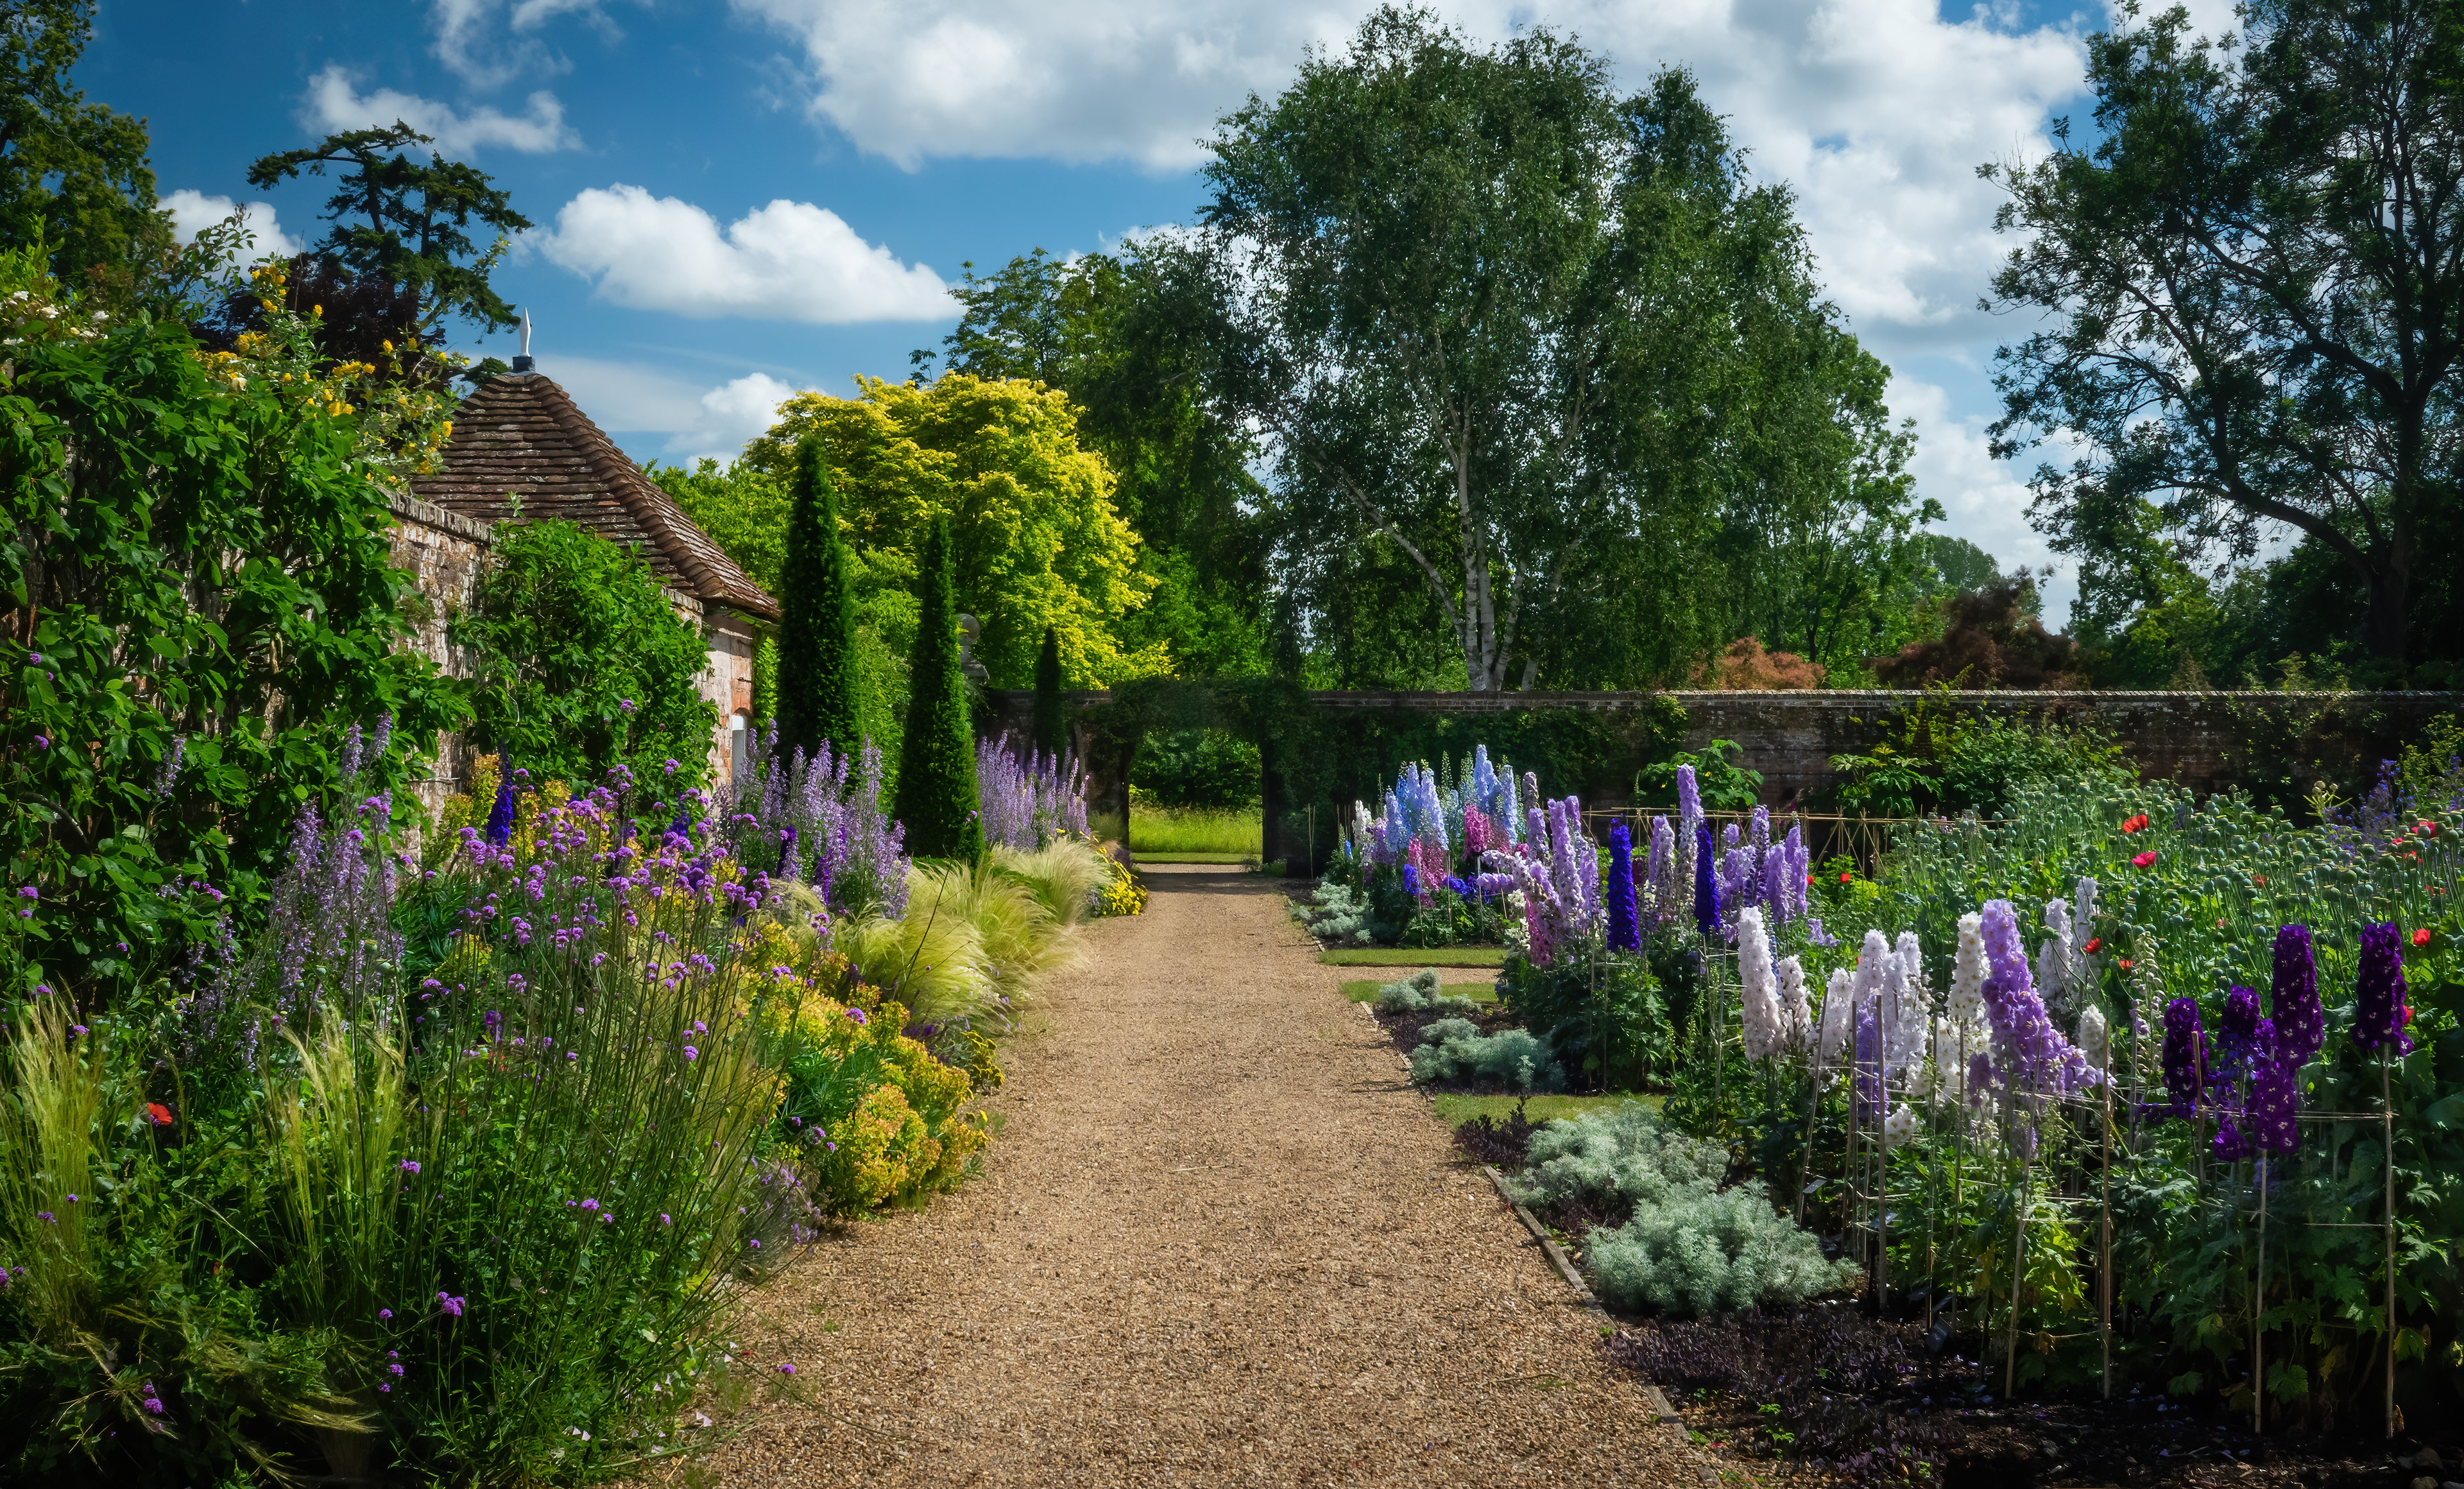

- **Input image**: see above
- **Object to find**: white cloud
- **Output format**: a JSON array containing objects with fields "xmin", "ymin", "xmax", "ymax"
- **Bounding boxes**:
[
  {"xmin": 739, "ymin": 0, "xmax": 2104, "ymax": 611},
  {"xmin": 540, "ymin": 356, "xmax": 810, "ymax": 463},
  {"xmin": 1891, "ymin": 374, "xmax": 2078, "ymax": 621},
  {"xmin": 735, "ymin": 0, "xmax": 1342, "ymax": 171},
  {"xmin": 740, "ymin": 1, "xmax": 2083, "ymax": 357},
  {"xmin": 538, "ymin": 184, "xmax": 957, "ymax": 323},
  {"xmin": 429, "ymin": 0, "xmax": 623, "ymax": 88},
  {"xmin": 163, "ymin": 189, "xmax": 303, "ymax": 265},
  {"xmin": 302, "ymin": 64, "xmax": 581, "ymax": 154}
]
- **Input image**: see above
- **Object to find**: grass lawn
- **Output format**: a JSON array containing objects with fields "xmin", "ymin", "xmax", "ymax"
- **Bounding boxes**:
[
  {"xmin": 1318, "ymin": 946, "xmax": 1510, "ymax": 967},
  {"xmin": 1339, "ymin": 977, "xmax": 1498, "ymax": 1004},
  {"xmin": 1428, "ymin": 1091, "xmax": 1663, "ymax": 1128},
  {"xmin": 1112, "ymin": 805, "xmax": 1262, "ymax": 855},
  {"xmin": 1134, "ymin": 852, "xmax": 1256, "ymax": 864}
]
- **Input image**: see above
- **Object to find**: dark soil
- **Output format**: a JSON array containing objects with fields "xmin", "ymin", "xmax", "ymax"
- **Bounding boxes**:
[{"xmin": 1611, "ymin": 1304, "xmax": 2454, "ymax": 1489}]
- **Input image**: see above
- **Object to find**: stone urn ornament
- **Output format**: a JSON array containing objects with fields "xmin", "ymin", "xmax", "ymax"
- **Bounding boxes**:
[{"xmin": 957, "ymin": 613, "xmax": 991, "ymax": 684}]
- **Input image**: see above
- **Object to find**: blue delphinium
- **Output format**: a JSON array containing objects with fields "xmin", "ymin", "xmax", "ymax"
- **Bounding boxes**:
[
  {"xmin": 484, "ymin": 753, "xmax": 517, "ymax": 847},
  {"xmin": 1693, "ymin": 822, "xmax": 1721, "ymax": 940},
  {"xmin": 1606, "ymin": 821, "xmax": 1639, "ymax": 952}
]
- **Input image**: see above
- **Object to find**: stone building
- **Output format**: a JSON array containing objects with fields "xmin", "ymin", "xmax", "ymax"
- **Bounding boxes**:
[{"xmin": 389, "ymin": 359, "xmax": 778, "ymax": 803}]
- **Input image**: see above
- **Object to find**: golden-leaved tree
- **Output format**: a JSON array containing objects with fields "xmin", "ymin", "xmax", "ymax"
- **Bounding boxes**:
[{"xmin": 741, "ymin": 373, "xmax": 1167, "ymax": 687}]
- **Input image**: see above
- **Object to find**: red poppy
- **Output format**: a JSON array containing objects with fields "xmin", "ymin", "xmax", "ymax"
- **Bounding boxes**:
[
  {"xmin": 2254, "ymin": 875, "xmax": 2266, "ymax": 886},
  {"xmin": 2131, "ymin": 850, "xmax": 2157, "ymax": 868},
  {"xmin": 2413, "ymin": 927, "xmax": 2433, "ymax": 949},
  {"xmin": 2118, "ymin": 958, "xmax": 2134, "ymax": 970},
  {"xmin": 1839, "ymin": 872, "xmax": 1853, "ymax": 884},
  {"xmin": 2083, "ymin": 938, "xmax": 2101, "ymax": 954},
  {"xmin": 2121, "ymin": 814, "xmax": 2150, "ymax": 834},
  {"xmin": 2418, "ymin": 820, "xmax": 2439, "ymax": 838},
  {"xmin": 145, "ymin": 1102, "xmax": 173, "ymax": 1127}
]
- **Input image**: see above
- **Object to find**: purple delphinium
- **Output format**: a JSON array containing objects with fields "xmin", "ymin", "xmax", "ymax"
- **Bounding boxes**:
[
  {"xmin": 1693, "ymin": 822, "xmax": 1721, "ymax": 940},
  {"xmin": 1853, "ymin": 1002, "xmax": 1882, "ymax": 1123},
  {"xmin": 1977, "ymin": 899, "xmax": 2099, "ymax": 1101},
  {"xmin": 2352, "ymin": 921, "xmax": 2414, "ymax": 1057},
  {"xmin": 2214, "ymin": 985, "xmax": 2263, "ymax": 1089},
  {"xmin": 1605, "ymin": 821, "xmax": 1639, "ymax": 952},
  {"xmin": 2270, "ymin": 925, "xmax": 2323, "ymax": 1067},
  {"xmin": 484, "ymin": 753, "xmax": 517, "ymax": 847},
  {"xmin": 2160, "ymin": 997, "xmax": 2209, "ymax": 1119},
  {"xmin": 1645, "ymin": 816, "xmax": 1673, "ymax": 921},
  {"xmin": 2248, "ymin": 1017, "xmax": 2299, "ymax": 1155}
]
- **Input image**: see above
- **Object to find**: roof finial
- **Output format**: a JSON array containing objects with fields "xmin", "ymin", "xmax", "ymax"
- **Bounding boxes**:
[{"xmin": 513, "ymin": 308, "xmax": 535, "ymax": 374}]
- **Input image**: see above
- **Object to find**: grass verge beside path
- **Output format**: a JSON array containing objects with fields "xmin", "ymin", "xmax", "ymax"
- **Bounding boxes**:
[
  {"xmin": 1428, "ymin": 1091, "xmax": 1664, "ymax": 1127},
  {"xmin": 1339, "ymin": 977, "xmax": 1497, "ymax": 1004},
  {"xmin": 1319, "ymin": 946, "xmax": 1510, "ymax": 967},
  {"xmin": 1134, "ymin": 852, "xmax": 1256, "ymax": 864}
]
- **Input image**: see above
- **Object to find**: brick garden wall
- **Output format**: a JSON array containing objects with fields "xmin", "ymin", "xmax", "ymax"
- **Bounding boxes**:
[{"xmin": 988, "ymin": 687, "xmax": 2463, "ymax": 825}]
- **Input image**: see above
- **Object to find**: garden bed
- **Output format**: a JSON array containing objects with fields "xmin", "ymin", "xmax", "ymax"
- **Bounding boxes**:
[{"xmin": 1456, "ymin": 1107, "xmax": 2453, "ymax": 1489}]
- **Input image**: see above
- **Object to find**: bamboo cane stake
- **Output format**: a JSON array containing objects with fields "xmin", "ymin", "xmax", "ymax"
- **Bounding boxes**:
[
  {"xmin": 2005, "ymin": 1140, "xmax": 2035, "ymax": 1400},
  {"xmin": 2101, "ymin": 1074, "xmax": 2114, "ymax": 1401},
  {"xmin": 2254, "ymin": 1151, "xmax": 2267, "ymax": 1436},
  {"xmin": 2382, "ymin": 1054, "xmax": 2395, "ymax": 1442}
]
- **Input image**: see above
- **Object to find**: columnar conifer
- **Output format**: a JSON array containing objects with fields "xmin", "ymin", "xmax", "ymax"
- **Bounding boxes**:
[
  {"xmin": 1031, "ymin": 625, "xmax": 1065, "ymax": 758},
  {"xmin": 774, "ymin": 436, "xmax": 860, "ymax": 761},
  {"xmin": 893, "ymin": 514, "xmax": 983, "ymax": 861}
]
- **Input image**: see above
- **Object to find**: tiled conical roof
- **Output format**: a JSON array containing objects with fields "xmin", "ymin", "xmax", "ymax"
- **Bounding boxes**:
[{"xmin": 411, "ymin": 372, "xmax": 778, "ymax": 621}]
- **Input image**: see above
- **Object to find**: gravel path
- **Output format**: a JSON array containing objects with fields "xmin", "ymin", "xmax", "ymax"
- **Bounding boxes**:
[{"xmin": 678, "ymin": 865, "xmax": 1688, "ymax": 1488}]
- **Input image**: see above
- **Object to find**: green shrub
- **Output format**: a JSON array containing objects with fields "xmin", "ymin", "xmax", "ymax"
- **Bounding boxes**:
[
  {"xmin": 1374, "ymin": 969, "xmax": 1476, "ymax": 1016},
  {"xmin": 1502, "ymin": 1102, "xmax": 1727, "ymax": 1216},
  {"xmin": 1409, "ymin": 1018, "xmax": 1563, "ymax": 1090},
  {"xmin": 1587, "ymin": 1185, "xmax": 1851, "ymax": 1317},
  {"xmin": 1299, "ymin": 882, "xmax": 1378, "ymax": 944},
  {"xmin": 1503, "ymin": 1104, "xmax": 1847, "ymax": 1317},
  {"xmin": 1, "ymin": 280, "xmax": 459, "ymax": 1007},
  {"xmin": 452, "ymin": 519, "xmax": 718, "ymax": 795}
]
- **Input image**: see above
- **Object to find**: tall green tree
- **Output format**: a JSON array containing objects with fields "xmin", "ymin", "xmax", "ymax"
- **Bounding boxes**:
[
  {"xmin": 926, "ymin": 246, "xmax": 1270, "ymax": 678},
  {"xmin": 773, "ymin": 438, "xmax": 862, "ymax": 761},
  {"xmin": 1031, "ymin": 624, "xmax": 1066, "ymax": 757},
  {"xmin": 244, "ymin": 123, "xmax": 530, "ymax": 351},
  {"xmin": 0, "ymin": 0, "xmax": 169, "ymax": 294},
  {"xmin": 1190, "ymin": 9, "xmax": 1924, "ymax": 689},
  {"xmin": 893, "ymin": 515, "xmax": 982, "ymax": 861},
  {"xmin": 1985, "ymin": 0, "xmax": 2464, "ymax": 671}
]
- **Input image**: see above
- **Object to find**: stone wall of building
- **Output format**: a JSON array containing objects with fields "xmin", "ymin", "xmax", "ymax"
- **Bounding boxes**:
[{"xmin": 386, "ymin": 495, "xmax": 767, "ymax": 809}]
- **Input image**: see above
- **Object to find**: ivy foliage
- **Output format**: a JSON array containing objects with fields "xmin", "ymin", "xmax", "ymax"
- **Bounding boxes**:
[
  {"xmin": 449, "ymin": 519, "xmax": 716, "ymax": 795},
  {"xmin": 0, "ymin": 252, "xmax": 459, "ymax": 1003}
]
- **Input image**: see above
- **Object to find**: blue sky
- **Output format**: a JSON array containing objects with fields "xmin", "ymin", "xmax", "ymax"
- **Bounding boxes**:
[{"xmin": 84, "ymin": 0, "xmax": 2241, "ymax": 621}]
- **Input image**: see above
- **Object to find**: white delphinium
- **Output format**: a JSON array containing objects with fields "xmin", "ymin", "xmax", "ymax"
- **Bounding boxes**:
[
  {"xmin": 1818, "ymin": 967, "xmax": 1854, "ymax": 1064},
  {"xmin": 2038, "ymin": 899, "xmax": 2076, "ymax": 1015},
  {"xmin": 1947, "ymin": 911, "xmax": 1987, "ymax": 1025},
  {"xmin": 1738, "ymin": 908, "xmax": 1783, "ymax": 1060},
  {"xmin": 2035, "ymin": 935, "xmax": 2071, "ymax": 1018},
  {"xmin": 1851, "ymin": 929, "xmax": 1892, "ymax": 1017},
  {"xmin": 1775, "ymin": 955, "xmax": 1811, "ymax": 1054},
  {"xmin": 2076, "ymin": 1004, "xmax": 2110, "ymax": 1072},
  {"xmin": 1502, "ymin": 891, "xmax": 1530, "ymax": 957},
  {"xmin": 1928, "ymin": 1017, "xmax": 1968, "ymax": 1105},
  {"xmin": 1885, "ymin": 930, "xmax": 1929, "ymax": 1073},
  {"xmin": 2073, "ymin": 876, "xmax": 2099, "ymax": 956},
  {"xmin": 1882, "ymin": 1103, "xmax": 1919, "ymax": 1148}
]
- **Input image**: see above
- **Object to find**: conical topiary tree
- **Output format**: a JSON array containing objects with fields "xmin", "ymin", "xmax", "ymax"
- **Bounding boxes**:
[
  {"xmin": 893, "ymin": 513, "xmax": 982, "ymax": 861},
  {"xmin": 773, "ymin": 436, "xmax": 860, "ymax": 761},
  {"xmin": 1031, "ymin": 624, "xmax": 1065, "ymax": 759}
]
